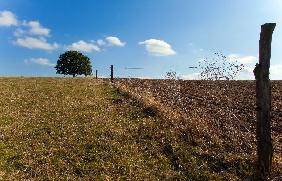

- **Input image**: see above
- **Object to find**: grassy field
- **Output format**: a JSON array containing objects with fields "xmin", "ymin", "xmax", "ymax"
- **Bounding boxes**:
[{"xmin": 0, "ymin": 78, "xmax": 278, "ymax": 180}]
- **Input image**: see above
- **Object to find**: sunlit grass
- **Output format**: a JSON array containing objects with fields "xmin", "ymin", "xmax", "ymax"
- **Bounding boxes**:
[
  {"xmin": 0, "ymin": 78, "xmax": 194, "ymax": 180},
  {"xmin": 1, "ymin": 77, "xmax": 278, "ymax": 180}
]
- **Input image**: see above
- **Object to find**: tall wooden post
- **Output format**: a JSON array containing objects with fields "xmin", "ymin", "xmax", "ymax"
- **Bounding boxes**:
[
  {"xmin": 253, "ymin": 23, "xmax": 276, "ymax": 180},
  {"xmin": 95, "ymin": 70, "xmax": 98, "ymax": 79},
  {"xmin": 110, "ymin": 65, "xmax": 114, "ymax": 82}
]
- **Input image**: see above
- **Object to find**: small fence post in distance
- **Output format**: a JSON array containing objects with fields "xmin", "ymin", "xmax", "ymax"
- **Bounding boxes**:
[
  {"xmin": 95, "ymin": 70, "xmax": 98, "ymax": 79},
  {"xmin": 110, "ymin": 65, "xmax": 114, "ymax": 82}
]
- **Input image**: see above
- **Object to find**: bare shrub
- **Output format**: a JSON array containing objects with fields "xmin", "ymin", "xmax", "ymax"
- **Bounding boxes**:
[{"xmin": 198, "ymin": 52, "xmax": 244, "ymax": 80}]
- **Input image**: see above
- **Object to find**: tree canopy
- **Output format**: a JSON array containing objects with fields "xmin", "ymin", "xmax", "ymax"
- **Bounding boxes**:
[{"xmin": 55, "ymin": 51, "xmax": 92, "ymax": 77}]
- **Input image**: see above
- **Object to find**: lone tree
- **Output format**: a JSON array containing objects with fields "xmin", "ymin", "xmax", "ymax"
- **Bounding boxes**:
[{"xmin": 55, "ymin": 50, "xmax": 92, "ymax": 77}]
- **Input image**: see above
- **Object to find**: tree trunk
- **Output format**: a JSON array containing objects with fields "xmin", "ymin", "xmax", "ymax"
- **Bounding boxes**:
[
  {"xmin": 73, "ymin": 74, "xmax": 76, "ymax": 78},
  {"xmin": 253, "ymin": 23, "xmax": 275, "ymax": 181}
]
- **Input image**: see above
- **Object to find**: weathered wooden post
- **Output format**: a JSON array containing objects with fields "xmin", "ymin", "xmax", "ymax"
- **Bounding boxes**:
[
  {"xmin": 253, "ymin": 23, "xmax": 276, "ymax": 180},
  {"xmin": 110, "ymin": 65, "xmax": 114, "ymax": 82},
  {"xmin": 95, "ymin": 70, "xmax": 98, "ymax": 79}
]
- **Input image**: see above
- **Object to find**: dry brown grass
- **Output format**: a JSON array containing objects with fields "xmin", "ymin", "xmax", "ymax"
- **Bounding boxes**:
[{"xmin": 0, "ymin": 77, "xmax": 185, "ymax": 180}]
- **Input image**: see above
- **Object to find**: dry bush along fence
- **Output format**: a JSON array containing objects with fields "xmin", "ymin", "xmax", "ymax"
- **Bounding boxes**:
[{"xmin": 115, "ymin": 78, "xmax": 282, "ymax": 179}]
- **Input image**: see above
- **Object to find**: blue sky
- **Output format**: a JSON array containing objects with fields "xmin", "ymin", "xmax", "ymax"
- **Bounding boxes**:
[{"xmin": 0, "ymin": 0, "xmax": 281, "ymax": 79}]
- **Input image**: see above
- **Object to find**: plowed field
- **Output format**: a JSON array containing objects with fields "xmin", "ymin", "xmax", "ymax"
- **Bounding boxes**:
[{"xmin": 116, "ymin": 79, "xmax": 282, "ymax": 178}]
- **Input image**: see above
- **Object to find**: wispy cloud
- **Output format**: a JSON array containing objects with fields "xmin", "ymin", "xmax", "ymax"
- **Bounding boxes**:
[
  {"xmin": 236, "ymin": 65, "xmax": 255, "ymax": 80},
  {"xmin": 136, "ymin": 76, "xmax": 152, "ymax": 79},
  {"xmin": 24, "ymin": 58, "xmax": 55, "ymax": 67},
  {"xmin": 238, "ymin": 64, "xmax": 282, "ymax": 80},
  {"xmin": 0, "ymin": 11, "xmax": 50, "ymax": 37},
  {"xmin": 139, "ymin": 39, "xmax": 176, "ymax": 56},
  {"xmin": 0, "ymin": 11, "xmax": 58, "ymax": 52},
  {"xmin": 15, "ymin": 37, "xmax": 59, "ymax": 51},
  {"xmin": 180, "ymin": 73, "xmax": 200, "ymax": 80},
  {"xmin": 67, "ymin": 37, "xmax": 125, "ymax": 52},
  {"xmin": 97, "ymin": 39, "xmax": 106, "ymax": 46},
  {"xmin": 13, "ymin": 28, "xmax": 25, "ymax": 37},
  {"xmin": 23, "ymin": 20, "xmax": 50, "ymax": 37},
  {"xmin": 1, "ymin": 11, "xmax": 125, "ymax": 54},
  {"xmin": 228, "ymin": 54, "xmax": 257, "ymax": 64},
  {"xmin": 0, "ymin": 10, "xmax": 18, "ymax": 26},
  {"xmin": 106, "ymin": 36, "xmax": 126, "ymax": 47},
  {"xmin": 68, "ymin": 40, "xmax": 100, "ymax": 53},
  {"xmin": 270, "ymin": 64, "xmax": 282, "ymax": 80}
]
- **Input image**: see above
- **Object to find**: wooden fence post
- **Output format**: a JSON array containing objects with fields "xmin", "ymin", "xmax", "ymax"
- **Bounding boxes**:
[
  {"xmin": 110, "ymin": 65, "xmax": 114, "ymax": 82},
  {"xmin": 95, "ymin": 70, "xmax": 98, "ymax": 79},
  {"xmin": 253, "ymin": 23, "xmax": 276, "ymax": 180}
]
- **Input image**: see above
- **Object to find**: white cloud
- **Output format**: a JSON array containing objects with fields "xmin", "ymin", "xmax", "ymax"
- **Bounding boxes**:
[
  {"xmin": 13, "ymin": 28, "xmax": 25, "ymax": 37},
  {"xmin": 180, "ymin": 73, "xmax": 200, "ymax": 80},
  {"xmin": 0, "ymin": 10, "xmax": 18, "ymax": 26},
  {"xmin": 24, "ymin": 58, "xmax": 55, "ymax": 67},
  {"xmin": 106, "ymin": 36, "xmax": 126, "ymax": 47},
  {"xmin": 66, "ymin": 37, "xmax": 126, "ymax": 53},
  {"xmin": 236, "ymin": 65, "xmax": 255, "ymax": 80},
  {"xmin": 228, "ymin": 54, "xmax": 257, "ymax": 64},
  {"xmin": 68, "ymin": 40, "xmax": 100, "ymax": 53},
  {"xmin": 136, "ymin": 76, "xmax": 152, "ymax": 79},
  {"xmin": 0, "ymin": 11, "xmax": 57, "ymax": 52},
  {"xmin": 139, "ymin": 39, "xmax": 176, "ymax": 56},
  {"xmin": 240, "ymin": 64, "xmax": 282, "ymax": 80},
  {"xmin": 270, "ymin": 64, "xmax": 282, "ymax": 79},
  {"xmin": 97, "ymin": 39, "xmax": 106, "ymax": 46},
  {"xmin": 23, "ymin": 21, "xmax": 50, "ymax": 36},
  {"xmin": 243, "ymin": 66, "xmax": 254, "ymax": 73},
  {"xmin": 15, "ymin": 37, "xmax": 59, "ymax": 51}
]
